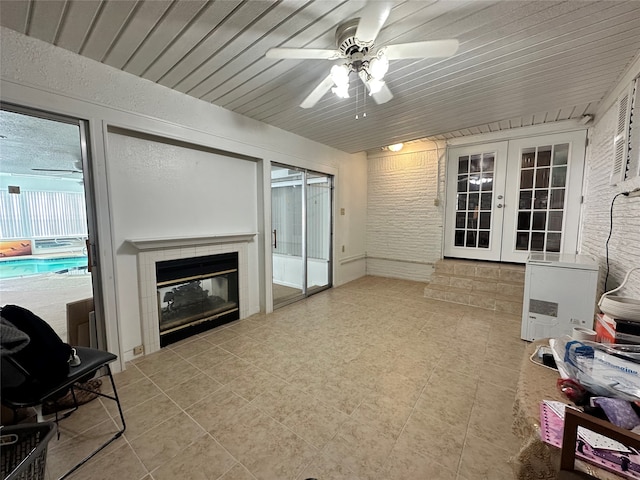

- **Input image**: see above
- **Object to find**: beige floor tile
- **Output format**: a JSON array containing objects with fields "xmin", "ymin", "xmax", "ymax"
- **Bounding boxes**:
[
  {"xmin": 49, "ymin": 395, "xmax": 112, "ymax": 439},
  {"xmin": 379, "ymin": 445, "xmax": 458, "ymax": 480},
  {"xmin": 467, "ymin": 398, "xmax": 520, "ymax": 455},
  {"xmin": 322, "ymin": 417, "xmax": 398, "ymax": 478},
  {"xmin": 47, "ymin": 420, "xmax": 129, "ymax": 479},
  {"xmin": 200, "ymin": 326, "xmax": 239, "ymax": 344},
  {"xmin": 186, "ymin": 345, "xmax": 234, "ymax": 372},
  {"xmin": 297, "ymin": 453, "xmax": 368, "ymax": 480},
  {"xmin": 129, "ymin": 412, "xmax": 206, "ymax": 471},
  {"xmin": 148, "ymin": 359, "xmax": 201, "ymax": 391},
  {"xmin": 186, "ymin": 386, "xmax": 250, "ymax": 436},
  {"xmin": 151, "ymin": 434, "xmax": 237, "ymax": 480},
  {"xmin": 110, "ymin": 362, "xmax": 146, "ymax": 390},
  {"xmin": 250, "ymin": 383, "xmax": 314, "ymax": 423},
  {"xmin": 396, "ymin": 408, "xmax": 467, "ymax": 472},
  {"xmin": 169, "ymin": 336, "xmax": 215, "ymax": 359},
  {"xmin": 65, "ymin": 442, "xmax": 147, "ymax": 480},
  {"xmin": 42, "ymin": 276, "xmax": 527, "ymax": 480},
  {"xmin": 281, "ymin": 397, "xmax": 351, "ymax": 449},
  {"xmin": 119, "ymin": 393, "xmax": 181, "ymax": 440},
  {"xmin": 104, "ymin": 377, "xmax": 163, "ymax": 416},
  {"xmin": 163, "ymin": 372, "xmax": 223, "ymax": 409},
  {"xmin": 132, "ymin": 348, "xmax": 190, "ymax": 377},
  {"xmin": 458, "ymin": 432, "xmax": 515, "ymax": 480},
  {"xmin": 477, "ymin": 359, "xmax": 521, "ymax": 391},
  {"xmin": 218, "ymin": 334, "xmax": 264, "ymax": 356},
  {"xmin": 214, "ymin": 408, "xmax": 317, "ymax": 480},
  {"xmin": 206, "ymin": 355, "xmax": 254, "ymax": 385},
  {"xmin": 413, "ymin": 388, "xmax": 474, "ymax": 432},
  {"xmin": 219, "ymin": 463, "xmax": 258, "ymax": 480},
  {"xmin": 225, "ymin": 365, "xmax": 284, "ymax": 401},
  {"xmin": 350, "ymin": 392, "xmax": 414, "ymax": 439}
]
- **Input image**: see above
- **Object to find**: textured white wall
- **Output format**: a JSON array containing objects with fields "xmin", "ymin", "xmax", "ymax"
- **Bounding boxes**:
[
  {"xmin": 0, "ymin": 27, "xmax": 368, "ymax": 362},
  {"xmin": 366, "ymin": 144, "xmax": 445, "ymax": 281},
  {"xmin": 581, "ymin": 89, "xmax": 640, "ymax": 300}
]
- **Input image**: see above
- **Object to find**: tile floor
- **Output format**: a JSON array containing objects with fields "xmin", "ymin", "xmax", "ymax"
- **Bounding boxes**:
[{"xmin": 44, "ymin": 276, "xmax": 526, "ymax": 480}]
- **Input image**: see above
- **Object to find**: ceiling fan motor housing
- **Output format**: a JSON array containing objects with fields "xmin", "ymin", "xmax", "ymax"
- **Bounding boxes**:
[{"xmin": 336, "ymin": 19, "xmax": 370, "ymax": 57}]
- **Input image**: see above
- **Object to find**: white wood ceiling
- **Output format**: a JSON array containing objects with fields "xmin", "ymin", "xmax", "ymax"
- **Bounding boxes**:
[{"xmin": 2, "ymin": 0, "xmax": 640, "ymax": 154}]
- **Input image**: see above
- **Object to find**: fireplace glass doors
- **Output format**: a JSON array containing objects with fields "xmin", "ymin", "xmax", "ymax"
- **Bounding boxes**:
[{"xmin": 156, "ymin": 252, "xmax": 239, "ymax": 346}]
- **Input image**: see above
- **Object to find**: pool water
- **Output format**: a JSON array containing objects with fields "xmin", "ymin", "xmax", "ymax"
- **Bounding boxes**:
[{"xmin": 0, "ymin": 256, "xmax": 88, "ymax": 279}]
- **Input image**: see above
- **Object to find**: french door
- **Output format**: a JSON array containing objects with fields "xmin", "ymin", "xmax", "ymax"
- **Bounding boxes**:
[
  {"xmin": 271, "ymin": 164, "xmax": 333, "ymax": 308},
  {"xmin": 444, "ymin": 131, "xmax": 586, "ymax": 263}
]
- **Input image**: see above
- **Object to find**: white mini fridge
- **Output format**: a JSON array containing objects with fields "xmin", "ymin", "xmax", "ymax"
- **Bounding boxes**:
[{"xmin": 521, "ymin": 253, "xmax": 599, "ymax": 341}]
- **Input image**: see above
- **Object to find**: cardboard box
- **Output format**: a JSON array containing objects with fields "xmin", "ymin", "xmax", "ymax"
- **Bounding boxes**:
[
  {"xmin": 67, "ymin": 297, "xmax": 94, "ymax": 347},
  {"xmin": 595, "ymin": 313, "xmax": 616, "ymax": 344}
]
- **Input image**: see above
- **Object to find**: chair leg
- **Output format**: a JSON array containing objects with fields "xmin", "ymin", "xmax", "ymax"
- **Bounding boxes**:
[{"xmin": 58, "ymin": 365, "xmax": 126, "ymax": 480}]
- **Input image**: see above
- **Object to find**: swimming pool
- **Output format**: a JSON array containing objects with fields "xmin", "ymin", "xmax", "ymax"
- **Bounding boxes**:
[{"xmin": 0, "ymin": 256, "xmax": 88, "ymax": 279}]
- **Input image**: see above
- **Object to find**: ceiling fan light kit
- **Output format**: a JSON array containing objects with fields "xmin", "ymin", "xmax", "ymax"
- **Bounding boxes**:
[{"xmin": 265, "ymin": 2, "xmax": 458, "ymax": 109}]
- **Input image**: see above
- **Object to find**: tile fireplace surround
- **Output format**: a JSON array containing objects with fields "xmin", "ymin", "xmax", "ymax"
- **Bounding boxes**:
[{"xmin": 127, "ymin": 234, "xmax": 255, "ymax": 355}]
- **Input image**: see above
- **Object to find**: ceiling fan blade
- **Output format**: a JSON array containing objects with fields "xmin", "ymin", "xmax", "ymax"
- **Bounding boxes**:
[
  {"xmin": 31, "ymin": 168, "xmax": 81, "ymax": 173},
  {"xmin": 300, "ymin": 74, "xmax": 335, "ymax": 109},
  {"xmin": 355, "ymin": 1, "xmax": 392, "ymax": 46},
  {"xmin": 382, "ymin": 39, "xmax": 459, "ymax": 59},
  {"xmin": 371, "ymin": 82, "xmax": 393, "ymax": 105},
  {"xmin": 266, "ymin": 48, "xmax": 341, "ymax": 60}
]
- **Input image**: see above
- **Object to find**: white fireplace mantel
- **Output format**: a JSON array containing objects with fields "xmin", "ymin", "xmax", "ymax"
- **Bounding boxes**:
[
  {"xmin": 131, "ymin": 233, "xmax": 254, "ymax": 356},
  {"xmin": 126, "ymin": 233, "xmax": 256, "ymax": 250}
]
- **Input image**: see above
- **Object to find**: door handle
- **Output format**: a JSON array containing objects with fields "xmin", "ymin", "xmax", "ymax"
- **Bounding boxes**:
[{"xmin": 272, "ymin": 229, "xmax": 277, "ymax": 249}]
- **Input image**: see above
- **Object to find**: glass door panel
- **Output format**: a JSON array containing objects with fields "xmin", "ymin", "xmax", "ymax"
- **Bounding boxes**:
[
  {"xmin": 502, "ymin": 130, "xmax": 586, "ymax": 263},
  {"xmin": 444, "ymin": 142, "xmax": 508, "ymax": 261},
  {"xmin": 271, "ymin": 165, "xmax": 333, "ymax": 308},
  {"xmin": 271, "ymin": 165, "xmax": 304, "ymax": 306},
  {"xmin": 306, "ymin": 172, "xmax": 332, "ymax": 294}
]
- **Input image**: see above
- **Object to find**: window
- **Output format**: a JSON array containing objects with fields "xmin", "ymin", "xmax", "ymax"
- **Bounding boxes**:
[{"xmin": 611, "ymin": 77, "xmax": 640, "ymax": 184}]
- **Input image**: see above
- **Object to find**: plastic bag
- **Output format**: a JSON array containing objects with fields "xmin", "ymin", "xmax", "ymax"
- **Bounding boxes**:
[{"xmin": 550, "ymin": 335, "xmax": 640, "ymax": 402}]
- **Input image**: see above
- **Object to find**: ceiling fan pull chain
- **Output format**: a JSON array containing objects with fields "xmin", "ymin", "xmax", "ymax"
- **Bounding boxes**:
[
  {"xmin": 355, "ymin": 82, "xmax": 359, "ymax": 119},
  {"xmin": 363, "ymin": 86, "xmax": 367, "ymax": 118}
]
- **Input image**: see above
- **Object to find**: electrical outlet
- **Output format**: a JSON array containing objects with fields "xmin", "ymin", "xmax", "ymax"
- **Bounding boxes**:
[
  {"xmin": 433, "ymin": 198, "xmax": 440, "ymax": 206},
  {"xmin": 628, "ymin": 188, "xmax": 640, "ymax": 198},
  {"xmin": 133, "ymin": 345, "xmax": 144, "ymax": 356},
  {"xmin": 341, "ymin": 245, "xmax": 345, "ymax": 252},
  {"xmin": 340, "ymin": 208, "xmax": 345, "ymax": 215}
]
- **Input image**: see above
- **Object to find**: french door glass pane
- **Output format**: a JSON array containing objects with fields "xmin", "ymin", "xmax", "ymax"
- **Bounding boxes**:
[
  {"xmin": 455, "ymin": 151, "xmax": 495, "ymax": 250},
  {"xmin": 515, "ymin": 143, "xmax": 569, "ymax": 251}
]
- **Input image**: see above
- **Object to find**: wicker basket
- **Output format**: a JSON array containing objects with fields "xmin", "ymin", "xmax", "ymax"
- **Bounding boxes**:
[
  {"xmin": 0, "ymin": 422, "xmax": 56, "ymax": 480},
  {"xmin": 598, "ymin": 267, "xmax": 640, "ymax": 322}
]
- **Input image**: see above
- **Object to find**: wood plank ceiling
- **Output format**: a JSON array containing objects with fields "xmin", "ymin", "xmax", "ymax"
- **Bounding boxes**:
[{"xmin": 2, "ymin": 0, "xmax": 640, "ymax": 154}]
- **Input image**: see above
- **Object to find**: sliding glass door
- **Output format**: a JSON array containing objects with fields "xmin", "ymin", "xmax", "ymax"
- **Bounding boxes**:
[{"xmin": 271, "ymin": 164, "xmax": 332, "ymax": 308}]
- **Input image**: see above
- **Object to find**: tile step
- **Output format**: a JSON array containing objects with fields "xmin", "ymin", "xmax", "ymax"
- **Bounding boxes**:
[
  {"xmin": 428, "ymin": 274, "xmax": 524, "ymax": 299},
  {"xmin": 434, "ymin": 259, "xmax": 525, "ymax": 284},
  {"xmin": 424, "ymin": 283, "xmax": 523, "ymax": 314}
]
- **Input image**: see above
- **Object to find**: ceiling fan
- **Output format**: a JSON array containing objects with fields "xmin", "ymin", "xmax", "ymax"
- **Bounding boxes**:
[
  {"xmin": 266, "ymin": 2, "xmax": 459, "ymax": 109},
  {"xmin": 31, "ymin": 160, "xmax": 83, "ymax": 175}
]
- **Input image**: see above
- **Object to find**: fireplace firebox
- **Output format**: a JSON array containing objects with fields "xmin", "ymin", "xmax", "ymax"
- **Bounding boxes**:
[{"xmin": 156, "ymin": 252, "xmax": 239, "ymax": 346}]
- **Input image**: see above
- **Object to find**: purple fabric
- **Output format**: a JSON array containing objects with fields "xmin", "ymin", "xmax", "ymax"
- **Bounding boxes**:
[{"xmin": 593, "ymin": 397, "xmax": 640, "ymax": 430}]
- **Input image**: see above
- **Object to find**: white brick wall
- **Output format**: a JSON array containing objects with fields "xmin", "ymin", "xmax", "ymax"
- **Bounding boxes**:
[
  {"xmin": 366, "ymin": 146, "xmax": 445, "ymax": 281},
  {"xmin": 581, "ymin": 100, "xmax": 640, "ymax": 300}
]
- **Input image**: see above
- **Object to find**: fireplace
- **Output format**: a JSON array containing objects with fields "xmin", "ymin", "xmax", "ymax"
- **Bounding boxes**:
[
  {"xmin": 128, "ymin": 233, "xmax": 254, "ymax": 356},
  {"xmin": 156, "ymin": 253, "xmax": 239, "ymax": 346}
]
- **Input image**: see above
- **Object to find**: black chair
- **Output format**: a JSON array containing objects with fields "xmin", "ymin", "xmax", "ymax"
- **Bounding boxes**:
[{"xmin": 1, "ymin": 346, "xmax": 126, "ymax": 479}]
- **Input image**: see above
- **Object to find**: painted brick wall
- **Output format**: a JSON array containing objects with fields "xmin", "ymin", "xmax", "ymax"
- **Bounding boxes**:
[
  {"xmin": 366, "ymin": 145, "xmax": 445, "ymax": 281},
  {"xmin": 580, "ymin": 98, "xmax": 640, "ymax": 300}
]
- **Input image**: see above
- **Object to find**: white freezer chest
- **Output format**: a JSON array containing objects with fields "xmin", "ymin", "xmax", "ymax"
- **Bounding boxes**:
[{"xmin": 521, "ymin": 253, "xmax": 599, "ymax": 341}]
